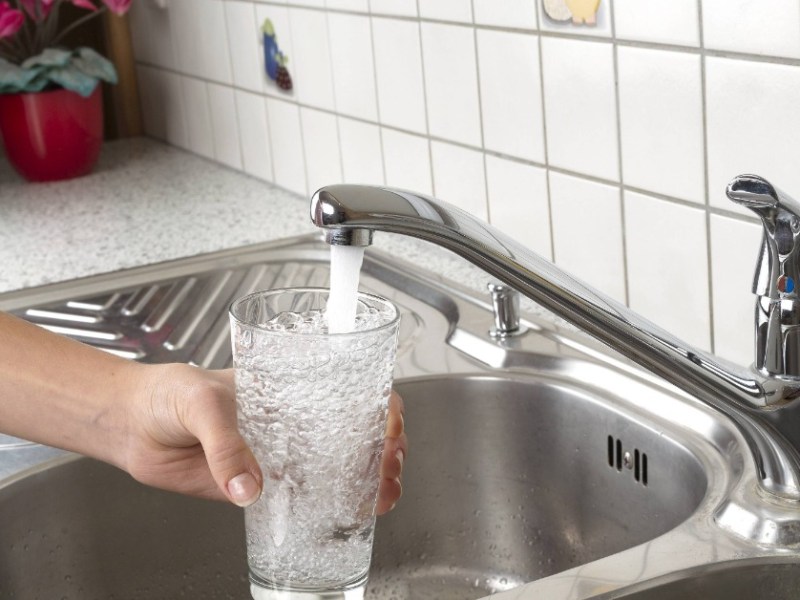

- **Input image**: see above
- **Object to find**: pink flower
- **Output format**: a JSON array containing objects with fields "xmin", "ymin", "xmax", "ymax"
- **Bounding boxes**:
[
  {"xmin": 0, "ymin": 1, "xmax": 24, "ymax": 39},
  {"xmin": 71, "ymin": 0, "xmax": 97, "ymax": 10},
  {"xmin": 101, "ymin": 0, "xmax": 132, "ymax": 15}
]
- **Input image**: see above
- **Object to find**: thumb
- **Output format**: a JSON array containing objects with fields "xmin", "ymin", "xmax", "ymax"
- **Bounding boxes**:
[
  {"xmin": 188, "ymin": 393, "xmax": 264, "ymax": 507},
  {"xmin": 206, "ymin": 430, "xmax": 263, "ymax": 507}
]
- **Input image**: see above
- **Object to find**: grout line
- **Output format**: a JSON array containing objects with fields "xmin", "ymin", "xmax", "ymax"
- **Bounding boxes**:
[
  {"xmin": 698, "ymin": 0, "xmax": 717, "ymax": 355},
  {"xmin": 323, "ymin": 11, "xmax": 347, "ymax": 185},
  {"xmin": 535, "ymin": 28, "xmax": 557, "ymax": 263},
  {"xmin": 220, "ymin": 3, "xmax": 248, "ymax": 173},
  {"xmin": 470, "ymin": 0, "xmax": 491, "ymax": 223},
  {"xmin": 415, "ymin": 0, "xmax": 436, "ymax": 197},
  {"xmin": 609, "ymin": 0, "xmax": 631, "ymax": 308},
  {"xmin": 262, "ymin": 94, "xmax": 278, "ymax": 184},
  {"xmin": 366, "ymin": 14, "xmax": 388, "ymax": 185}
]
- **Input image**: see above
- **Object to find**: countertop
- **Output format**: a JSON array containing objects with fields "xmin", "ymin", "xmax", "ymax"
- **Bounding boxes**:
[{"xmin": 0, "ymin": 137, "xmax": 502, "ymax": 302}]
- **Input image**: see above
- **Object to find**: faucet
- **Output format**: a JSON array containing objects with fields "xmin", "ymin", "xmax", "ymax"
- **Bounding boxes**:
[{"xmin": 310, "ymin": 176, "xmax": 800, "ymax": 507}]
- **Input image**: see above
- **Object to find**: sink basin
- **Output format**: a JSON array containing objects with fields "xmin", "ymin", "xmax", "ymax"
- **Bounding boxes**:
[
  {"xmin": 0, "ymin": 235, "xmax": 779, "ymax": 599},
  {"xmin": 0, "ymin": 374, "xmax": 711, "ymax": 600},
  {"xmin": 606, "ymin": 558, "xmax": 800, "ymax": 599}
]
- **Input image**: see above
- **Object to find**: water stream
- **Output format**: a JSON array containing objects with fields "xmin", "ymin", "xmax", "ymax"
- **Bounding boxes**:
[{"xmin": 326, "ymin": 245, "xmax": 366, "ymax": 334}]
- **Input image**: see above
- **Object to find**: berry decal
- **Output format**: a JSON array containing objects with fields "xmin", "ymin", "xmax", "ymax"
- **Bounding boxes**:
[{"xmin": 262, "ymin": 19, "xmax": 293, "ymax": 92}]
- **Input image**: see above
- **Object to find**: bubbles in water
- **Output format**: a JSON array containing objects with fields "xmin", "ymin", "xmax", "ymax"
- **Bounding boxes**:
[{"xmin": 234, "ymin": 303, "xmax": 398, "ymax": 589}]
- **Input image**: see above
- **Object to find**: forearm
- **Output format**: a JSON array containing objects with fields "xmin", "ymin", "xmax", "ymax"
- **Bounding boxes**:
[{"xmin": 0, "ymin": 311, "xmax": 138, "ymax": 468}]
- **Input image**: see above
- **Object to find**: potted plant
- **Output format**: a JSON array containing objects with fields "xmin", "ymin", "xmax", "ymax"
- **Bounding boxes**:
[{"xmin": 0, "ymin": 0, "xmax": 134, "ymax": 182}]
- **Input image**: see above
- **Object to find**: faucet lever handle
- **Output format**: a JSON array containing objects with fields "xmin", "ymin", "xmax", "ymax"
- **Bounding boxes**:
[
  {"xmin": 727, "ymin": 174, "xmax": 800, "ymax": 224},
  {"xmin": 727, "ymin": 174, "xmax": 800, "ymax": 376}
]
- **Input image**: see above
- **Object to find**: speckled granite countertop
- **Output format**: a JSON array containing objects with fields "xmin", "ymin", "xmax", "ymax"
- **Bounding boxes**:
[{"xmin": 0, "ymin": 137, "xmax": 500, "ymax": 300}]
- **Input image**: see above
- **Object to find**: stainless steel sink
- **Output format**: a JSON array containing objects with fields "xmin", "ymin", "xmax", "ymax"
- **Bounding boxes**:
[
  {"xmin": 604, "ymin": 558, "xmax": 800, "ymax": 599},
  {"xmin": 0, "ymin": 234, "xmax": 794, "ymax": 599}
]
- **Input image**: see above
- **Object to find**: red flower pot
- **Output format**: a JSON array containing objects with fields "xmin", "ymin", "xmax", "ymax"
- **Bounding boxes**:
[{"xmin": 0, "ymin": 86, "xmax": 103, "ymax": 183}]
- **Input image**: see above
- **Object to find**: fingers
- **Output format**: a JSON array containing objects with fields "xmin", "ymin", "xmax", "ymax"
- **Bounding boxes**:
[
  {"xmin": 184, "ymin": 377, "xmax": 263, "ymax": 507},
  {"xmin": 377, "ymin": 390, "xmax": 406, "ymax": 515}
]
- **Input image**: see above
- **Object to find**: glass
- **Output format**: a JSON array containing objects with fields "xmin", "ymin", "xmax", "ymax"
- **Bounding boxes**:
[{"xmin": 229, "ymin": 287, "xmax": 401, "ymax": 600}]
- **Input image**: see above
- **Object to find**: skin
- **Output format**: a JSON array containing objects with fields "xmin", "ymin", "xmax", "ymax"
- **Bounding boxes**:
[{"xmin": 0, "ymin": 311, "xmax": 407, "ymax": 513}]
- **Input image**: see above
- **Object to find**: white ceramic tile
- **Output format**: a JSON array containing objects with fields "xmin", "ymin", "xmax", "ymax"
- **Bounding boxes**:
[
  {"xmin": 549, "ymin": 172, "xmax": 626, "ymax": 303},
  {"xmin": 477, "ymin": 30, "xmax": 544, "ymax": 163},
  {"xmin": 128, "ymin": 0, "xmax": 177, "ymax": 69},
  {"xmin": 418, "ymin": 0, "xmax": 472, "ymax": 23},
  {"xmin": 372, "ymin": 17, "xmax": 427, "ymax": 134},
  {"xmin": 181, "ymin": 77, "xmax": 215, "ymax": 159},
  {"xmin": 225, "ymin": 1, "xmax": 264, "ymax": 93},
  {"xmin": 474, "ymin": 0, "xmax": 537, "ymax": 29},
  {"xmin": 207, "ymin": 83, "xmax": 243, "ymax": 170},
  {"xmin": 710, "ymin": 215, "xmax": 762, "ymax": 365},
  {"xmin": 618, "ymin": 47, "xmax": 704, "ymax": 203},
  {"xmin": 328, "ymin": 13, "xmax": 378, "ymax": 121},
  {"xmin": 430, "ymin": 141, "xmax": 487, "ymax": 220},
  {"xmin": 614, "ymin": 0, "xmax": 700, "ymax": 47},
  {"xmin": 381, "ymin": 129, "xmax": 433, "ymax": 195},
  {"xmin": 486, "ymin": 156, "xmax": 551, "ymax": 260},
  {"xmin": 254, "ymin": 5, "xmax": 294, "ymax": 97},
  {"xmin": 369, "ymin": 0, "xmax": 416, "ymax": 17},
  {"xmin": 339, "ymin": 118, "xmax": 384, "ymax": 185},
  {"xmin": 137, "ymin": 66, "xmax": 189, "ymax": 147},
  {"xmin": 327, "ymin": 0, "xmax": 369, "ymax": 11},
  {"xmin": 300, "ymin": 107, "xmax": 343, "ymax": 194},
  {"xmin": 289, "ymin": 8, "xmax": 335, "ymax": 109},
  {"xmin": 625, "ymin": 191, "xmax": 711, "ymax": 350},
  {"xmin": 541, "ymin": 37, "xmax": 619, "ymax": 181},
  {"xmin": 421, "ymin": 23, "xmax": 482, "ymax": 147},
  {"xmin": 136, "ymin": 65, "xmax": 165, "ymax": 140},
  {"xmin": 267, "ymin": 98, "xmax": 307, "ymax": 195},
  {"xmin": 706, "ymin": 57, "xmax": 800, "ymax": 213},
  {"xmin": 702, "ymin": 0, "xmax": 800, "ymax": 59},
  {"xmin": 287, "ymin": 0, "xmax": 325, "ymax": 7},
  {"xmin": 234, "ymin": 90, "xmax": 273, "ymax": 181},
  {"xmin": 170, "ymin": 0, "xmax": 233, "ymax": 84},
  {"xmin": 538, "ymin": 0, "xmax": 612, "ymax": 37}
]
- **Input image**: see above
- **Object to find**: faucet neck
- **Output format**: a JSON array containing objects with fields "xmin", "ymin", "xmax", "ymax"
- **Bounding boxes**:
[{"xmin": 311, "ymin": 183, "xmax": 800, "ymax": 501}]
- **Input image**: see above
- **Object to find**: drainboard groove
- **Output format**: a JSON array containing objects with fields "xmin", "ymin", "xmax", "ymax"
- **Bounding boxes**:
[
  {"xmin": 191, "ymin": 264, "xmax": 270, "ymax": 369},
  {"xmin": 141, "ymin": 277, "xmax": 197, "ymax": 333},
  {"xmin": 66, "ymin": 292, "xmax": 122, "ymax": 311},
  {"xmin": 163, "ymin": 270, "xmax": 241, "ymax": 352},
  {"xmin": 121, "ymin": 284, "xmax": 159, "ymax": 317}
]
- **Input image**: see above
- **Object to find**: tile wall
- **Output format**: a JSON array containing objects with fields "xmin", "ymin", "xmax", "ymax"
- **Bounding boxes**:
[{"xmin": 128, "ymin": 0, "xmax": 800, "ymax": 366}]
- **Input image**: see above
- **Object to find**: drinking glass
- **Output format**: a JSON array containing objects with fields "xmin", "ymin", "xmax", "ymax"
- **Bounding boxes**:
[{"xmin": 229, "ymin": 287, "xmax": 401, "ymax": 600}]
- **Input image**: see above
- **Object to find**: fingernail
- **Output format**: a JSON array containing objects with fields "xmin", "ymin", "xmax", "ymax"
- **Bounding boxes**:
[
  {"xmin": 228, "ymin": 473, "xmax": 260, "ymax": 507},
  {"xmin": 395, "ymin": 449, "xmax": 404, "ymax": 467}
]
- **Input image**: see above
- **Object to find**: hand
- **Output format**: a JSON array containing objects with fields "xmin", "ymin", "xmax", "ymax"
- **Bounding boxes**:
[{"xmin": 122, "ymin": 363, "xmax": 406, "ymax": 513}]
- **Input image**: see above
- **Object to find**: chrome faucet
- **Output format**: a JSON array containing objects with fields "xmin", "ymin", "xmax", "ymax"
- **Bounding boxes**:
[{"xmin": 310, "ymin": 177, "xmax": 800, "ymax": 505}]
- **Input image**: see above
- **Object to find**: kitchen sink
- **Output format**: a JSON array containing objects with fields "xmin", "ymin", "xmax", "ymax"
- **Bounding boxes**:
[
  {"xmin": 0, "ymin": 234, "xmax": 791, "ymax": 599},
  {"xmin": 604, "ymin": 558, "xmax": 800, "ymax": 599}
]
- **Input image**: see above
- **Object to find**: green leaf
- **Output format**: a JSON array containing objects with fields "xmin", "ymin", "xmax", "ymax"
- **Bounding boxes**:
[
  {"xmin": 21, "ymin": 48, "xmax": 73, "ymax": 70},
  {"xmin": 0, "ymin": 57, "xmax": 48, "ymax": 94},
  {"xmin": 47, "ymin": 64, "xmax": 99, "ymax": 97},
  {"xmin": 1, "ymin": 47, "xmax": 116, "ymax": 96},
  {"xmin": 72, "ymin": 47, "xmax": 118, "ymax": 85}
]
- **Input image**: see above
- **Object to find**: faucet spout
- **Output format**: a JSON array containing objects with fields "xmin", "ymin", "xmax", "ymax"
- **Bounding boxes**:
[{"xmin": 311, "ymin": 183, "xmax": 800, "ymax": 501}]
